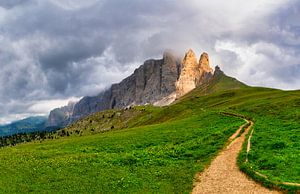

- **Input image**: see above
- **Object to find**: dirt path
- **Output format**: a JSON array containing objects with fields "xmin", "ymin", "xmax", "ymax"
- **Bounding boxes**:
[{"xmin": 192, "ymin": 119, "xmax": 281, "ymax": 194}]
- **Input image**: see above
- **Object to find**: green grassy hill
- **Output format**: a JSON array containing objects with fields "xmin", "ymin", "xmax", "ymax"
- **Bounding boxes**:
[{"xmin": 0, "ymin": 74, "xmax": 299, "ymax": 193}]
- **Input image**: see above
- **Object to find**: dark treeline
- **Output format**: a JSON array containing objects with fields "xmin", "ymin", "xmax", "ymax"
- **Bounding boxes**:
[
  {"xmin": 0, "ymin": 127, "xmax": 74, "ymax": 148},
  {"xmin": 0, "ymin": 131, "xmax": 56, "ymax": 147}
]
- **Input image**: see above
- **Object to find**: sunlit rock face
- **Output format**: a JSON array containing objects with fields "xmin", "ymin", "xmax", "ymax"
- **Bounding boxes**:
[
  {"xmin": 46, "ymin": 49, "xmax": 216, "ymax": 127},
  {"xmin": 198, "ymin": 52, "xmax": 214, "ymax": 85},
  {"xmin": 176, "ymin": 50, "xmax": 213, "ymax": 98},
  {"xmin": 176, "ymin": 49, "xmax": 198, "ymax": 97}
]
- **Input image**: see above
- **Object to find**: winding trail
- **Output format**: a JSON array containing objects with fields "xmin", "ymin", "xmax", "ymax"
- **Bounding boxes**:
[{"xmin": 192, "ymin": 117, "xmax": 281, "ymax": 194}]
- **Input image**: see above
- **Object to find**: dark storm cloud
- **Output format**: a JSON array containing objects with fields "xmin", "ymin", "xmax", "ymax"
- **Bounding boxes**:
[
  {"xmin": 0, "ymin": 0, "xmax": 299, "ymax": 123},
  {"xmin": 0, "ymin": 0, "xmax": 31, "ymax": 9},
  {"xmin": 0, "ymin": 0, "xmax": 180, "ymax": 100}
]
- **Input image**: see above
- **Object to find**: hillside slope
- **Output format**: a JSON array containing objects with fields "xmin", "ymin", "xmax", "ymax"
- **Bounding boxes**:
[
  {"xmin": 0, "ymin": 116, "xmax": 47, "ymax": 137},
  {"xmin": 0, "ymin": 74, "xmax": 299, "ymax": 193}
]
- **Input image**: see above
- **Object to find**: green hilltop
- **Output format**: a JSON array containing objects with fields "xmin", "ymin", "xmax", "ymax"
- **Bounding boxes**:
[{"xmin": 0, "ymin": 73, "xmax": 299, "ymax": 193}]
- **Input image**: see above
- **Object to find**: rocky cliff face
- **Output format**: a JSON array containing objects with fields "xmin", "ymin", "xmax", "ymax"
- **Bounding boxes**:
[
  {"xmin": 46, "ymin": 49, "xmax": 216, "ymax": 127},
  {"xmin": 198, "ymin": 52, "xmax": 214, "ymax": 85},
  {"xmin": 176, "ymin": 50, "xmax": 213, "ymax": 97},
  {"xmin": 71, "ymin": 51, "xmax": 182, "ymax": 120},
  {"xmin": 47, "ymin": 101, "xmax": 76, "ymax": 128}
]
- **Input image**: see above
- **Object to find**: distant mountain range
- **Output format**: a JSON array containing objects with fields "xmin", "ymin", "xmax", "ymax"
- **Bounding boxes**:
[{"xmin": 0, "ymin": 116, "xmax": 47, "ymax": 137}]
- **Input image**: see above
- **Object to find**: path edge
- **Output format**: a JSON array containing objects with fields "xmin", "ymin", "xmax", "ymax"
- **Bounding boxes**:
[{"xmin": 221, "ymin": 112, "xmax": 300, "ymax": 194}]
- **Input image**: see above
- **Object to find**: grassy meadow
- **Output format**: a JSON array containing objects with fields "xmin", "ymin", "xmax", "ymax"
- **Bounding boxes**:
[
  {"xmin": 0, "ymin": 74, "xmax": 299, "ymax": 193},
  {"xmin": 0, "ymin": 112, "xmax": 243, "ymax": 193}
]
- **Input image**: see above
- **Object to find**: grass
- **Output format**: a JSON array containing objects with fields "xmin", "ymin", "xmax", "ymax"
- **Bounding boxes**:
[
  {"xmin": 0, "ymin": 73, "xmax": 299, "ymax": 193},
  {"xmin": 0, "ymin": 112, "xmax": 243, "ymax": 193},
  {"xmin": 235, "ymin": 90, "xmax": 300, "ymax": 192}
]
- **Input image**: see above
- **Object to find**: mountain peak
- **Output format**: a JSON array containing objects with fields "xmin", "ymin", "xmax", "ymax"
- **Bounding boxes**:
[
  {"xmin": 47, "ymin": 49, "xmax": 218, "ymax": 127},
  {"xmin": 187, "ymin": 48, "xmax": 195, "ymax": 53},
  {"xmin": 199, "ymin": 52, "xmax": 213, "ymax": 73},
  {"xmin": 182, "ymin": 49, "xmax": 197, "ymax": 69},
  {"xmin": 185, "ymin": 49, "xmax": 197, "ymax": 58},
  {"xmin": 176, "ymin": 50, "xmax": 214, "ymax": 97}
]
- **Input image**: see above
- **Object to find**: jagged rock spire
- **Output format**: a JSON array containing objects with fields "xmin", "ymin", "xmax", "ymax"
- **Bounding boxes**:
[
  {"xmin": 176, "ymin": 50, "xmax": 213, "ymax": 97},
  {"xmin": 199, "ymin": 52, "xmax": 213, "ymax": 73},
  {"xmin": 182, "ymin": 49, "xmax": 198, "ymax": 68}
]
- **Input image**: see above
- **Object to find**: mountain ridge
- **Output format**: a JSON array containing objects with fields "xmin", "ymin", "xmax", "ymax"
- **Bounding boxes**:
[
  {"xmin": 0, "ymin": 116, "xmax": 47, "ymax": 137},
  {"xmin": 46, "ymin": 49, "xmax": 244, "ymax": 128}
]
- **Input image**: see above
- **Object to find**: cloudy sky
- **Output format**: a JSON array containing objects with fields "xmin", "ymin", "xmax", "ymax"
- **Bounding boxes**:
[{"xmin": 0, "ymin": 0, "xmax": 299, "ymax": 124}]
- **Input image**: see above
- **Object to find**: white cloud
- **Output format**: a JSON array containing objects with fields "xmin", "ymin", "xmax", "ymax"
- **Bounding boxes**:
[
  {"xmin": 186, "ymin": 0, "xmax": 292, "ymax": 33},
  {"xmin": 68, "ymin": 47, "xmax": 139, "ymax": 96},
  {"xmin": 0, "ymin": 113, "xmax": 32, "ymax": 125},
  {"xmin": 215, "ymin": 40, "xmax": 300, "ymax": 90},
  {"xmin": 28, "ymin": 97, "xmax": 81, "ymax": 114}
]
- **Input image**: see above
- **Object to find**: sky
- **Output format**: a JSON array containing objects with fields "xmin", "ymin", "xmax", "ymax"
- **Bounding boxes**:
[{"xmin": 0, "ymin": 0, "xmax": 299, "ymax": 124}]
